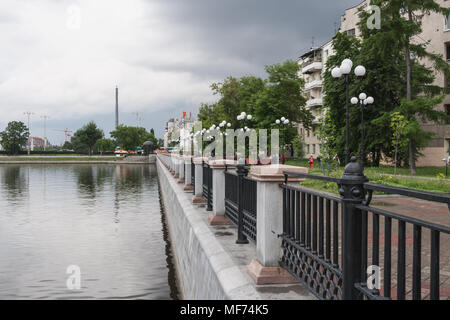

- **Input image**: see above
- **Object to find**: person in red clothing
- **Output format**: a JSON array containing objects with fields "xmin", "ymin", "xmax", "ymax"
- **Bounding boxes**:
[{"xmin": 309, "ymin": 155, "xmax": 314, "ymax": 168}]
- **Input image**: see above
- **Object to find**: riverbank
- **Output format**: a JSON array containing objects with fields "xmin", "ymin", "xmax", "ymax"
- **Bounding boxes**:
[{"xmin": 0, "ymin": 155, "xmax": 156, "ymax": 164}]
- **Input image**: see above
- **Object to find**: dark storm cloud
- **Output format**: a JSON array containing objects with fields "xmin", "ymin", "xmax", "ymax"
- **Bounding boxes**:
[
  {"xmin": 144, "ymin": 0, "xmax": 363, "ymax": 79},
  {"xmin": 0, "ymin": 0, "xmax": 364, "ymax": 142}
]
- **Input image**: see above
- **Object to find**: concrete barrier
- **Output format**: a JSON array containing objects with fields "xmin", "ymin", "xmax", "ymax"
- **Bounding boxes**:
[{"xmin": 157, "ymin": 157, "xmax": 261, "ymax": 300}]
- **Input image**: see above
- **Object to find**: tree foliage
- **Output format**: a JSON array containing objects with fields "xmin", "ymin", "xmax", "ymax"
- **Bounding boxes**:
[
  {"xmin": 0, "ymin": 121, "xmax": 29, "ymax": 155},
  {"xmin": 110, "ymin": 125, "xmax": 158, "ymax": 151},
  {"xmin": 72, "ymin": 121, "xmax": 104, "ymax": 155},
  {"xmin": 95, "ymin": 138, "xmax": 115, "ymax": 153},
  {"xmin": 197, "ymin": 60, "xmax": 312, "ymax": 148},
  {"xmin": 320, "ymin": 1, "xmax": 450, "ymax": 169}
]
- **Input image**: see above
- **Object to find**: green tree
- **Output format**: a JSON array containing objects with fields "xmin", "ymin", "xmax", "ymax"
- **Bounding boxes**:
[
  {"xmin": 95, "ymin": 138, "xmax": 115, "ymax": 154},
  {"xmin": 0, "ymin": 121, "xmax": 29, "ymax": 155},
  {"xmin": 72, "ymin": 121, "xmax": 104, "ymax": 155},
  {"xmin": 390, "ymin": 112, "xmax": 408, "ymax": 174},
  {"xmin": 292, "ymin": 136, "xmax": 305, "ymax": 159},
  {"xmin": 110, "ymin": 125, "xmax": 157, "ymax": 151},
  {"xmin": 321, "ymin": 2, "xmax": 450, "ymax": 170},
  {"xmin": 62, "ymin": 141, "xmax": 73, "ymax": 150},
  {"xmin": 321, "ymin": 32, "xmax": 362, "ymax": 162},
  {"xmin": 362, "ymin": 0, "xmax": 450, "ymax": 173}
]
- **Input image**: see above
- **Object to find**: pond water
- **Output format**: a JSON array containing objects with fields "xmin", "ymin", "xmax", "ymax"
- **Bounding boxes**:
[{"xmin": 0, "ymin": 164, "xmax": 179, "ymax": 300}]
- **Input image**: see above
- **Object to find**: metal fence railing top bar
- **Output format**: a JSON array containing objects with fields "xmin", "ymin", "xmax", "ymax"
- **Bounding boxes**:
[{"xmin": 364, "ymin": 182, "xmax": 450, "ymax": 204}]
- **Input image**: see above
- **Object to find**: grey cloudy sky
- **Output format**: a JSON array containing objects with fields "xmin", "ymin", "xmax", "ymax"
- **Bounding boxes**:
[{"xmin": 0, "ymin": 0, "xmax": 362, "ymax": 144}]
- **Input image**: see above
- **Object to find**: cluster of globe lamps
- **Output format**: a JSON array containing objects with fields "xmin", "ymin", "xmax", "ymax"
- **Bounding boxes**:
[{"xmin": 331, "ymin": 58, "xmax": 369, "ymax": 165}]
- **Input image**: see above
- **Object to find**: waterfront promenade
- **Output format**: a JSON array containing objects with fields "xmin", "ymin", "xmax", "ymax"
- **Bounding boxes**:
[{"xmin": 157, "ymin": 153, "xmax": 450, "ymax": 300}]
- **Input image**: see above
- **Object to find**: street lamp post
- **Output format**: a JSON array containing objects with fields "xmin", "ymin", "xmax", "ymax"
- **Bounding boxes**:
[
  {"xmin": 332, "ymin": 60, "xmax": 366, "ymax": 165},
  {"xmin": 351, "ymin": 94, "xmax": 374, "ymax": 166},
  {"xmin": 275, "ymin": 117, "xmax": 290, "ymax": 164}
]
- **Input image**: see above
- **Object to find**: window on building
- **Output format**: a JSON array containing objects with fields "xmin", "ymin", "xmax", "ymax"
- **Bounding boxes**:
[
  {"xmin": 446, "ymin": 43, "xmax": 450, "ymax": 61},
  {"xmin": 313, "ymin": 144, "xmax": 316, "ymax": 154},
  {"xmin": 307, "ymin": 144, "xmax": 310, "ymax": 154},
  {"xmin": 445, "ymin": 14, "xmax": 450, "ymax": 31},
  {"xmin": 347, "ymin": 28, "xmax": 356, "ymax": 36},
  {"xmin": 446, "ymin": 105, "xmax": 450, "ymax": 116}
]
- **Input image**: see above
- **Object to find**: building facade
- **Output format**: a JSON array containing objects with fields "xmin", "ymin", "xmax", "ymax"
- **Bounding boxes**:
[
  {"xmin": 297, "ymin": 40, "xmax": 334, "ymax": 158},
  {"xmin": 298, "ymin": 0, "xmax": 450, "ymax": 166},
  {"xmin": 164, "ymin": 113, "xmax": 196, "ymax": 149}
]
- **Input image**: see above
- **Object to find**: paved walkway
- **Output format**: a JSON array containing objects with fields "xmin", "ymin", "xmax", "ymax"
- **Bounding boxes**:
[{"xmin": 371, "ymin": 197, "xmax": 450, "ymax": 300}]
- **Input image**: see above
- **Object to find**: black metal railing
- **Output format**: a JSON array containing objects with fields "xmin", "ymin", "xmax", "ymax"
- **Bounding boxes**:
[
  {"xmin": 202, "ymin": 162, "xmax": 213, "ymax": 211},
  {"xmin": 280, "ymin": 178, "xmax": 344, "ymax": 300},
  {"xmin": 280, "ymin": 157, "xmax": 450, "ymax": 300},
  {"xmin": 355, "ymin": 183, "xmax": 450, "ymax": 301},
  {"xmin": 191, "ymin": 158, "xmax": 195, "ymax": 188},
  {"xmin": 225, "ymin": 165, "xmax": 257, "ymax": 243}
]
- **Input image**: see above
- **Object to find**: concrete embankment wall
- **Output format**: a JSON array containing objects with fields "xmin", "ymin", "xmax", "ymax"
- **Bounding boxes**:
[{"xmin": 156, "ymin": 158, "xmax": 260, "ymax": 300}]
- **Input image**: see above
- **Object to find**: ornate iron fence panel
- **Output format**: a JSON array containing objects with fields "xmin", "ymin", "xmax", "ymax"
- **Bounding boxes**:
[
  {"xmin": 191, "ymin": 159, "xmax": 195, "ymax": 188},
  {"xmin": 282, "ymin": 158, "xmax": 450, "ymax": 301},
  {"xmin": 280, "ymin": 183, "xmax": 344, "ymax": 300},
  {"xmin": 202, "ymin": 162, "xmax": 213, "ymax": 211},
  {"xmin": 225, "ymin": 171, "xmax": 239, "ymax": 226},
  {"xmin": 225, "ymin": 168, "xmax": 257, "ymax": 243}
]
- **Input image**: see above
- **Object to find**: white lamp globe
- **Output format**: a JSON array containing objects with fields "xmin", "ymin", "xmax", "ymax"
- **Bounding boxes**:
[
  {"xmin": 354, "ymin": 65, "xmax": 366, "ymax": 77},
  {"xmin": 351, "ymin": 97, "xmax": 358, "ymax": 105},
  {"xmin": 340, "ymin": 61, "xmax": 352, "ymax": 75},
  {"xmin": 359, "ymin": 93, "xmax": 367, "ymax": 100},
  {"xmin": 241, "ymin": 112, "xmax": 246, "ymax": 117},
  {"xmin": 284, "ymin": 119, "xmax": 290, "ymax": 124},
  {"xmin": 331, "ymin": 67, "xmax": 342, "ymax": 78},
  {"xmin": 237, "ymin": 115, "xmax": 241, "ymax": 120},
  {"xmin": 366, "ymin": 96, "xmax": 374, "ymax": 104},
  {"xmin": 276, "ymin": 119, "xmax": 281, "ymax": 124},
  {"xmin": 281, "ymin": 117, "xmax": 286, "ymax": 122},
  {"xmin": 219, "ymin": 123, "xmax": 224, "ymax": 127},
  {"xmin": 247, "ymin": 115, "xmax": 252, "ymax": 120},
  {"xmin": 341, "ymin": 58, "xmax": 353, "ymax": 69},
  {"xmin": 227, "ymin": 123, "xmax": 231, "ymax": 127}
]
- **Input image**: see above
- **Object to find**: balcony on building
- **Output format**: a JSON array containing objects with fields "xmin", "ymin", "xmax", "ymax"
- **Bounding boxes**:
[
  {"xmin": 300, "ymin": 48, "xmax": 323, "ymax": 74},
  {"xmin": 305, "ymin": 79, "xmax": 323, "ymax": 91},
  {"xmin": 302, "ymin": 60, "xmax": 323, "ymax": 74},
  {"xmin": 306, "ymin": 98, "xmax": 323, "ymax": 108}
]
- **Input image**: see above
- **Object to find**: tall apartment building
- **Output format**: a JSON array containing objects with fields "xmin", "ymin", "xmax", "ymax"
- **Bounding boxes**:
[
  {"xmin": 298, "ymin": 0, "xmax": 450, "ymax": 166},
  {"xmin": 297, "ymin": 40, "xmax": 334, "ymax": 158}
]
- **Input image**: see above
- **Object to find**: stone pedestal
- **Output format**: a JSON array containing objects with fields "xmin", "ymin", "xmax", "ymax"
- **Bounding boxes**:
[
  {"xmin": 178, "ymin": 155, "xmax": 185, "ymax": 184},
  {"xmin": 246, "ymin": 164, "xmax": 308, "ymax": 285},
  {"xmin": 173, "ymin": 155, "xmax": 180, "ymax": 179},
  {"xmin": 183, "ymin": 156, "xmax": 193, "ymax": 192}
]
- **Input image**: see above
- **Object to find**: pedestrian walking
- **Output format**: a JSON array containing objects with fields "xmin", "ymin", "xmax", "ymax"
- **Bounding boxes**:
[
  {"xmin": 317, "ymin": 156, "xmax": 323, "ymax": 171},
  {"xmin": 309, "ymin": 155, "xmax": 314, "ymax": 169}
]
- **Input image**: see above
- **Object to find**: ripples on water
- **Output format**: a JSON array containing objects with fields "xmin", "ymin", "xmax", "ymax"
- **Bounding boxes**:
[{"xmin": 0, "ymin": 164, "xmax": 179, "ymax": 300}]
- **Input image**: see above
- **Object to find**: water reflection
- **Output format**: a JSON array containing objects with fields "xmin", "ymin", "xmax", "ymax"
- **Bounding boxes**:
[
  {"xmin": 0, "ymin": 166, "xmax": 28, "ymax": 201},
  {"xmin": 0, "ymin": 164, "xmax": 178, "ymax": 300}
]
